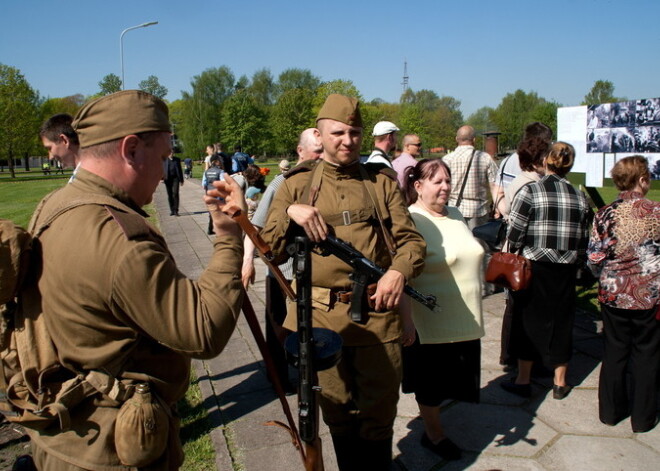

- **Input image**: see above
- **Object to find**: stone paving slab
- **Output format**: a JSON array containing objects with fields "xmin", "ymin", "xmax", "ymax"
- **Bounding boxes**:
[
  {"xmin": 538, "ymin": 435, "xmax": 660, "ymax": 470},
  {"xmin": 152, "ymin": 182, "xmax": 660, "ymax": 471}
]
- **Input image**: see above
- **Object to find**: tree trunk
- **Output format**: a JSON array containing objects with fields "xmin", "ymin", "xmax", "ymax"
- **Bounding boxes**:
[
  {"xmin": 24, "ymin": 151, "xmax": 30, "ymax": 172},
  {"xmin": 8, "ymin": 148, "xmax": 16, "ymax": 178}
]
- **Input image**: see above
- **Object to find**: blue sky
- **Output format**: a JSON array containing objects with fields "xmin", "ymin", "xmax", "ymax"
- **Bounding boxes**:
[{"xmin": 1, "ymin": 0, "xmax": 658, "ymax": 118}]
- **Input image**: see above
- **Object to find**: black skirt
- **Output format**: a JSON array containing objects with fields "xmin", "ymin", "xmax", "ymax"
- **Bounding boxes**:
[
  {"xmin": 402, "ymin": 338, "xmax": 481, "ymax": 407},
  {"xmin": 509, "ymin": 260, "xmax": 577, "ymax": 366}
]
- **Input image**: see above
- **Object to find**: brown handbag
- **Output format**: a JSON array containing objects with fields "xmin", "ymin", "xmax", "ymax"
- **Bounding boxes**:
[{"xmin": 485, "ymin": 251, "xmax": 532, "ymax": 291}]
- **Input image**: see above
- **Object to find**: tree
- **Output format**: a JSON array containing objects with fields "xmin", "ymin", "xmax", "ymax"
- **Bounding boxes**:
[
  {"xmin": 491, "ymin": 90, "xmax": 555, "ymax": 150},
  {"xmin": 138, "ymin": 75, "xmax": 168, "ymax": 99},
  {"xmin": 466, "ymin": 106, "xmax": 496, "ymax": 150},
  {"xmin": 270, "ymin": 88, "xmax": 316, "ymax": 155},
  {"xmin": 275, "ymin": 68, "xmax": 320, "ymax": 99},
  {"xmin": 0, "ymin": 64, "xmax": 40, "ymax": 177},
  {"xmin": 40, "ymin": 94, "xmax": 85, "ymax": 120},
  {"xmin": 177, "ymin": 66, "xmax": 235, "ymax": 157},
  {"xmin": 98, "ymin": 73, "xmax": 122, "ymax": 95},
  {"xmin": 582, "ymin": 80, "xmax": 622, "ymax": 106},
  {"xmin": 312, "ymin": 79, "xmax": 362, "ymax": 113},
  {"xmin": 248, "ymin": 68, "xmax": 275, "ymax": 107},
  {"xmin": 220, "ymin": 89, "xmax": 269, "ymax": 155}
]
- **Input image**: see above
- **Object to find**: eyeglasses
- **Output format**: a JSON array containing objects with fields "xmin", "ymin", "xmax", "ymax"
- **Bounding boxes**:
[{"xmin": 409, "ymin": 143, "xmax": 422, "ymax": 147}]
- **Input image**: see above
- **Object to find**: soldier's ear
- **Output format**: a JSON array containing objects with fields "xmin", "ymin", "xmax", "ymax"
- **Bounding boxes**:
[{"xmin": 119, "ymin": 135, "xmax": 140, "ymax": 163}]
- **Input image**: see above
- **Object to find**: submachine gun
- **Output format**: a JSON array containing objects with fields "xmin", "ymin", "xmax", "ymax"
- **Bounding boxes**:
[
  {"xmin": 284, "ymin": 237, "xmax": 342, "ymax": 471},
  {"xmin": 316, "ymin": 234, "xmax": 441, "ymax": 322}
]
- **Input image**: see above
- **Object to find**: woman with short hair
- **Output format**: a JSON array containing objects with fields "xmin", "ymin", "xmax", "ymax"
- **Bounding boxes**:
[{"xmin": 587, "ymin": 155, "xmax": 660, "ymax": 433}]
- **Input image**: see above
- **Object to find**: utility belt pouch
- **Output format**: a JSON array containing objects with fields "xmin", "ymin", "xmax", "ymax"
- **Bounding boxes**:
[{"xmin": 114, "ymin": 382, "xmax": 169, "ymax": 467}]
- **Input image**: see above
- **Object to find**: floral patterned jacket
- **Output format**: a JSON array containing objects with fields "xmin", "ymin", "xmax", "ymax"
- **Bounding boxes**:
[{"xmin": 587, "ymin": 191, "xmax": 660, "ymax": 310}]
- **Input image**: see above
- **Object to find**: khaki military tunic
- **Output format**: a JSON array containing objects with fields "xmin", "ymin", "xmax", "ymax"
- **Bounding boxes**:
[
  {"xmin": 261, "ymin": 160, "xmax": 425, "ymax": 345},
  {"xmin": 261, "ymin": 160, "xmax": 425, "ymax": 441},
  {"xmin": 28, "ymin": 169, "xmax": 243, "ymax": 470}
]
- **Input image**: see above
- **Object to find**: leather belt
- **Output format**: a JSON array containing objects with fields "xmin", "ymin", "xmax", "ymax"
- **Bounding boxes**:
[{"xmin": 330, "ymin": 289, "xmax": 353, "ymax": 304}]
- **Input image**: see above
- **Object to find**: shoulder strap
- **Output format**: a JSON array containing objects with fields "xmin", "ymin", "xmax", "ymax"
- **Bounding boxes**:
[
  {"xmin": 358, "ymin": 165, "xmax": 397, "ymax": 256},
  {"xmin": 455, "ymin": 149, "xmax": 476, "ymax": 209}
]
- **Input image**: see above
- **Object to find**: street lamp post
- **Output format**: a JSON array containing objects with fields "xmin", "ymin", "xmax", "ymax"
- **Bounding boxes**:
[{"xmin": 120, "ymin": 21, "xmax": 158, "ymax": 90}]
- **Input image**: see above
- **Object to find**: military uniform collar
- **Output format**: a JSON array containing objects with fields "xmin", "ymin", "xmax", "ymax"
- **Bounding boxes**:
[
  {"xmin": 71, "ymin": 168, "xmax": 148, "ymax": 217},
  {"xmin": 322, "ymin": 159, "xmax": 361, "ymax": 177}
]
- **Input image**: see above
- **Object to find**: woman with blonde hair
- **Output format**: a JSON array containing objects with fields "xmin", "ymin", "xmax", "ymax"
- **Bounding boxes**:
[
  {"xmin": 501, "ymin": 142, "xmax": 591, "ymax": 400},
  {"xmin": 588, "ymin": 155, "xmax": 660, "ymax": 433}
]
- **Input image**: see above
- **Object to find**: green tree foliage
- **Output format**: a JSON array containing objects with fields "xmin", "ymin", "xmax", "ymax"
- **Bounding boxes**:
[
  {"xmin": 312, "ymin": 79, "xmax": 362, "ymax": 112},
  {"xmin": 275, "ymin": 68, "xmax": 320, "ymax": 99},
  {"xmin": 98, "ymin": 73, "xmax": 122, "ymax": 95},
  {"xmin": 138, "ymin": 75, "xmax": 168, "ymax": 99},
  {"xmin": 491, "ymin": 90, "xmax": 557, "ymax": 150},
  {"xmin": 0, "ymin": 64, "xmax": 41, "ymax": 177},
  {"xmin": 248, "ymin": 68, "xmax": 275, "ymax": 107},
  {"xmin": 271, "ymin": 88, "xmax": 316, "ymax": 155},
  {"xmin": 40, "ymin": 94, "xmax": 85, "ymax": 120},
  {"xmin": 582, "ymin": 80, "xmax": 622, "ymax": 106},
  {"xmin": 466, "ymin": 106, "xmax": 496, "ymax": 150},
  {"xmin": 220, "ymin": 89, "xmax": 269, "ymax": 156},
  {"xmin": 178, "ymin": 66, "xmax": 235, "ymax": 158},
  {"xmin": 398, "ymin": 89, "xmax": 463, "ymax": 152}
]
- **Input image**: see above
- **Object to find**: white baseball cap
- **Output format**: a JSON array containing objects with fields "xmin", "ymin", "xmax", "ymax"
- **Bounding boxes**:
[{"xmin": 372, "ymin": 121, "xmax": 400, "ymax": 137}]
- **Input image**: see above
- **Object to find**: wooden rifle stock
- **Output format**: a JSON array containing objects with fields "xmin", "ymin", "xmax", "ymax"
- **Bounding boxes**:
[{"xmin": 226, "ymin": 208, "xmax": 324, "ymax": 470}]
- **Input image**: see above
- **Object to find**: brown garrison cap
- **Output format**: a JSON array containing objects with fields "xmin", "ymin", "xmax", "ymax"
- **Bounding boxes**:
[
  {"xmin": 73, "ymin": 90, "xmax": 171, "ymax": 147},
  {"xmin": 316, "ymin": 94, "xmax": 362, "ymax": 128}
]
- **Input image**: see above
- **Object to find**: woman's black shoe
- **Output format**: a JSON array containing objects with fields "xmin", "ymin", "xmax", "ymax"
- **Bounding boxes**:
[
  {"xmin": 552, "ymin": 384, "xmax": 572, "ymax": 400},
  {"xmin": 500, "ymin": 378, "xmax": 531, "ymax": 398},
  {"xmin": 420, "ymin": 434, "xmax": 462, "ymax": 461},
  {"xmin": 633, "ymin": 416, "xmax": 659, "ymax": 433}
]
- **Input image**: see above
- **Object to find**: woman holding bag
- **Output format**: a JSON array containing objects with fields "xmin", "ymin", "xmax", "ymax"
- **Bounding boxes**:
[{"xmin": 500, "ymin": 142, "xmax": 591, "ymax": 400}]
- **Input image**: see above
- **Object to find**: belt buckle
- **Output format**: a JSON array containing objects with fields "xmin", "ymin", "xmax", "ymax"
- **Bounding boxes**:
[
  {"xmin": 335, "ymin": 290, "xmax": 350, "ymax": 304},
  {"xmin": 342, "ymin": 210, "xmax": 351, "ymax": 226}
]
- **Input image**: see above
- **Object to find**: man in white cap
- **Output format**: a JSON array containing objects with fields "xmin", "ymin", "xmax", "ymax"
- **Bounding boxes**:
[{"xmin": 365, "ymin": 120, "xmax": 400, "ymax": 168}]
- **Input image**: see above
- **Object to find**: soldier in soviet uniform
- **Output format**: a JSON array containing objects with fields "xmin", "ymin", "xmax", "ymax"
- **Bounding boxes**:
[
  {"xmin": 261, "ymin": 94, "xmax": 426, "ymax": 470},
  {"xmin": 28, "ymin": 90, "xmax": 246, "ymax": 470}
]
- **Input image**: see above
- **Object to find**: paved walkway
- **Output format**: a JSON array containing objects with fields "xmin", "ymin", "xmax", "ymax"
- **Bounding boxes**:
[{"xmin": 154, "ymin": 179, "xmax": 660, "ymax": 471}]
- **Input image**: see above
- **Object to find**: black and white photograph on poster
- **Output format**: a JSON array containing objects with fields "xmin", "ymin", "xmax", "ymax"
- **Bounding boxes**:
[
  {"xmin": 651, "ymin": 157, "xmax": 660, "ymax": 180},
  {"xmin": 611, "ymin": 128, "xmax": 636, "ymax": 152},
  {"xmin": 587, "ymin": 104, "xmax": 611, "ymax": 128},
  {"xmin": 587, "ymin": 129, "xmax": 612, "ymax": 153},
  {"xmin": 636, "ymin": 98, "xmax": 660, "ymax": 126},
  {"xmin": 634, "ymin": 126, "xmax": 660, "ymax": 153},
  {"xmin": 611, "ymin": 101, "xmax": 636, "ymax": 127}
]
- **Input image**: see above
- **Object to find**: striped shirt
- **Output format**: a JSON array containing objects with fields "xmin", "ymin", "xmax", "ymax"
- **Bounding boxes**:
[
  {"xmin": 252, "ymin": 173, "xmax": 294, "ymax": 279},
  {"xmin": 507, "ymin": 174, "xmax": 591, "ymax": 264}
]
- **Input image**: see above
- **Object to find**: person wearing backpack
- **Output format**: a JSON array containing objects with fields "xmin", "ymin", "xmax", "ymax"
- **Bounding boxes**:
[{"xmin": 18, "ymin": 90, "xmax": 246, "ymax": 470}]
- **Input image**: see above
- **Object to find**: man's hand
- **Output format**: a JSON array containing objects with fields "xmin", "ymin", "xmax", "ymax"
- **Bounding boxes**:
[
  {"xmin": 370, "ymin": 269, "xmax": 405, "ymax": 312},
  {"xmin": 241, "ymin": 235, "xmax": 257, "ymax": 289},
  {"xmin": 286, "ymin": 204, "xmax": 328, "ymax": 243},
  {"xmin": 204, "ymin": 174, "xmax": 246, "ymax": 238}
]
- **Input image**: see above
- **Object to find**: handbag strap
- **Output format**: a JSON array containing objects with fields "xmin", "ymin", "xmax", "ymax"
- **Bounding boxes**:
[{"xmin": 455, "ymin": 149, "xmax": 476, "ymax": 209}]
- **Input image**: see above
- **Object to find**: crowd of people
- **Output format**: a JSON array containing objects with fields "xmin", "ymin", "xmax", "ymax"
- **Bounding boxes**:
[{"xmin": 17, "ymin": 91, "xmax": 658, "ymax": 470}]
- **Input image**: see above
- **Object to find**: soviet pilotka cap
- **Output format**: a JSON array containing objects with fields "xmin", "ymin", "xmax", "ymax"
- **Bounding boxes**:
[
  {"xmin": 316, "ymin": 94, "xmax": 363, "ymax": 128},
  {"xmin": 73, "ymin": 90, "xmax": 171, "ymax": 148}
]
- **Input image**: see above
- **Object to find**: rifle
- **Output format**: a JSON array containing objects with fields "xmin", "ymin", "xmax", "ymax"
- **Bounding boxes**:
[
  {"xmin": 284, "ymin": 236, "xmax": 342, "ymax": 471},
  {"xmin": 317, "ymin": 234, "xmax": 440, "ymax": 323}
]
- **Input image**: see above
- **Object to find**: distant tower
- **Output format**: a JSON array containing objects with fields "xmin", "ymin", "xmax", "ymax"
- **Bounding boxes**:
[{"xmin": 401, "ymin": 60, "xmax": 409, "ymax": 93}]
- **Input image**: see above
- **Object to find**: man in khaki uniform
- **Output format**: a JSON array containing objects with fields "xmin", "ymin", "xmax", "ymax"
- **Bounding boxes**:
[
  {"xmin": 261, "ymin": 94, "xmax": 426, "ymax": 470},
  {"xmin": 28, "ymin": 90, "xmax": 245, "ymax": 470}
]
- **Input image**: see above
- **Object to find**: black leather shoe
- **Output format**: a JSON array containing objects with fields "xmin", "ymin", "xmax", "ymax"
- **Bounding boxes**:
[
  {"xmin": 421, "ymin": 434, "xmax": 461, "ymax": 461},
  {"xmin": 552, "ymin": 384, "xmax": 572, "ymax": 400},
  {"xmin": 500, "ymin": 378, "xmax": 531, "ymax": 398},
  {"xmin": 633, "ymin": 416, "xmax": 659, "ymax": 433}
]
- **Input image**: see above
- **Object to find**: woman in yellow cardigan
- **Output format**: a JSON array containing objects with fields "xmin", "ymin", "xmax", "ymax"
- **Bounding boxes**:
[{"xmin": 400, "ymin": 158, "xmax": 485, "ymax": 461}]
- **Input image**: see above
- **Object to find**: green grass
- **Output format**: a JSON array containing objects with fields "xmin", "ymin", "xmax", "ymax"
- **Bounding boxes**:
[{"xmin": 0, "ymin": 179, "xmax": 68, "ymax": 227}]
